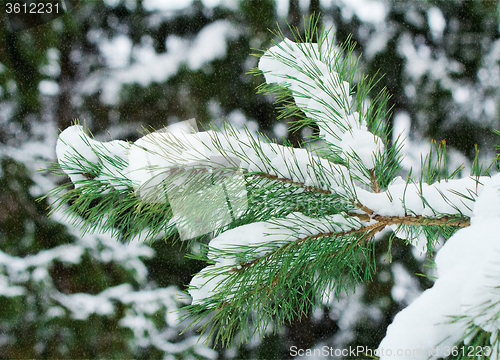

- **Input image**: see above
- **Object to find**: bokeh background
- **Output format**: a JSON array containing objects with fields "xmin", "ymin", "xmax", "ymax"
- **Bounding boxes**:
[{"xmin": 0, "ymin": 0, "xmax": 499, "ymax": 358}]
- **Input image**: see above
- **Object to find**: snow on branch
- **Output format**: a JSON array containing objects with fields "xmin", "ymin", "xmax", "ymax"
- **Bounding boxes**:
[
  {"xmin": 378, "ymin": 173, "xmax": 500, "ymax": 359},
  {"xmin": 50, "ymin": 17, "xmax": 500, "ymax": 351}
]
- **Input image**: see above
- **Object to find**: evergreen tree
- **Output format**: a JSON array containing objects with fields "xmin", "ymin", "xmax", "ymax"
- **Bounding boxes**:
[
  {"xmin": 3, "ymin": 0, "xmax": 500, "ymax": 358},
  {"xmin": 0, "ymin": 0, "xmax": 278, "ymax": 357},
  {"xmin": 51, "ymin": 15, "xmax": 500, "ymax": 359}
]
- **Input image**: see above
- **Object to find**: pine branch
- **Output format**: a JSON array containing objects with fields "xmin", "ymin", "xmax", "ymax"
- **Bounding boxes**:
[
  {"xmin": 46, "ymin": 15, "xmax": 498, "ymax": 350},
  {"xmin": 349, "ymin": 212, "xmax": 470, "ymax": 228}
]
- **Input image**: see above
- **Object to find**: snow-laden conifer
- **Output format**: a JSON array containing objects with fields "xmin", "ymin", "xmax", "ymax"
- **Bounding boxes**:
[{"xmin": 49, "ymin": 16, "xmax": 500, "ymax": 353}]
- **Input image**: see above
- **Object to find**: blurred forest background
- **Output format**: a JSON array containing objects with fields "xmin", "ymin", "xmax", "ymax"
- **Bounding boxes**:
[{"xmin": 0, "ymin": 0, "xmax": 499, "ymax": 359}]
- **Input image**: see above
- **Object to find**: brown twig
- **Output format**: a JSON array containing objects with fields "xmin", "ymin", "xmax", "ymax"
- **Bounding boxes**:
[
  {"xmin": 231, "ymin": 220, "xmax": 388, "ymax": 274},
  {"xmin": 82, "ymin": 172, "xmax": 96, "ymax": 180},
  {"xmin": 355, "ymin": 202, "xmax": 374, "ymax": 215},
  {"xmin": 356, "ymin": 222, "xmax": 387, "ymax": 246},
  {"xmin": 229, "ymin": 174, "xmax": 471, "ymax": 296},
  {"xmin": 372, "ymin": 214, "xmax": 470, "ymax": 227},
  {"xmin": 369, "ymin": 169, "xmax": 380, "ymax": 193},
  {"xmin": 348, "ymin": 212, "xmax": 470, "ymax": 228},
  {"xmin": 232, "ymin": 210, "xmax": 469, "ymax": 274},
  {"xmin": 229, "ymin": 205, "xmax": 471, "ymax": 300}
]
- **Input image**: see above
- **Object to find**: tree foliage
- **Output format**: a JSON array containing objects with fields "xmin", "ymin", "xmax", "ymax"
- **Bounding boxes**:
[
  {"xmin": 50, "ymin": 15, "xmax": 500, "ymax": 359},
  {"xmin": 3, "ymin": 1, "xmax": 500, "ymax": 359}
]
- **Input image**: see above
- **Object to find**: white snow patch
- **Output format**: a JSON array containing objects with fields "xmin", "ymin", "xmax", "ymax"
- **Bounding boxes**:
[
  {"xmin": 427, "ymin": 7, "xmax": 446, "ymax": 40},
  {"xmin": 339, "ymin": 0, "xmax": 387, "ymax": 23},
  {"xmin": 142, "ymin": 0, "xmax": 194, "ymax": 11},
  {"xmin": 357, "ymin": 176, "xmax": 483, "ymax": 218},
  {"xmin": 100, "ymin": 34, "xmax": 132, "ymax": 68},
  {"xmin": 187, "ymin": 20, "xmax": 237, "ymax": 70},
  {"xmin": 392, "ymin": 111, "xmax": 410, "ymax": 145},
  {"xmin": 94, "ymin": 20, "xmax": 238, "ymax": 105},
  {"xmin": 391, "ymin": 262, "xmax": 422, "ymax": 305},
  {"xmin": 143, "ymin": 0, "xmax": 235, "ymax": 11},
  {"xmin": 274, "ymin": 122, "xmax": 288, "ymax": 138},
  {"xmin": 38, "ymin": 80, "xmax": 59, "ymax": 96},
  {"xmin": 378, "ymin": 174, "xmax": 500, "ymax": 359},
  {"xmin": 259, "ymin": 38, "xmax": 385, "ymax": 170}
]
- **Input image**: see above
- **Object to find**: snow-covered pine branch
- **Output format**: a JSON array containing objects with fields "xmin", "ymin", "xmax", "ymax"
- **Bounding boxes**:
[
  {"xmin": 50, "ymin": 17, "xmax": 499, "ymax": 354},
  {"xmin": 379, "ymin": 173, "xmax": 500, "ymax": 360}
]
